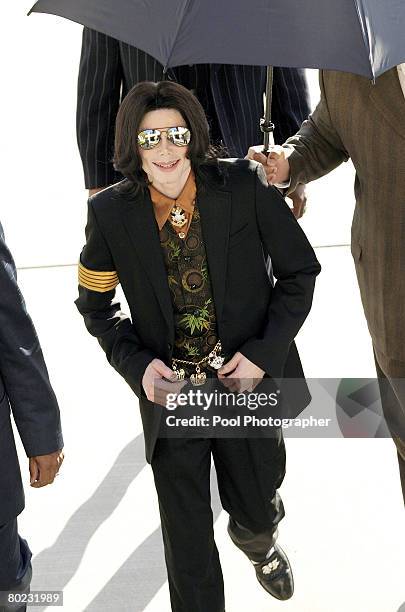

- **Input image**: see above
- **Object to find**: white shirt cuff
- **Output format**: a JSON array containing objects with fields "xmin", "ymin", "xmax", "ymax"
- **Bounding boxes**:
[{"xmin": 274, "ymin": 179, "xmax": 291, "ymax": 189}]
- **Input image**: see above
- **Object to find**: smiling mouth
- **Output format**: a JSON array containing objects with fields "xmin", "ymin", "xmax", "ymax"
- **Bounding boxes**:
[{"xmin": 152, "ymin": 160, "xmax": 180, "ymax": 170}]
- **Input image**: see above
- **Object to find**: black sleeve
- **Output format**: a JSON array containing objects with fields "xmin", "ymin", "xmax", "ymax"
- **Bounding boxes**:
[
  {"xmin": 74, "ymin": 201, "xmax": 156, "ymax": 397},
  {"xmin": 272, "ymin": 67, "xmax": 311, "ymax": 144},
  {"xmin": 239, "ymin": 166, "xmax": 321, "ymax": 377},
  {"xmin": 76, "ymin": 28, "xmax": 123, "ymax": 189},
  {"xmin": 0, "ymin": 224, "xmax": 63, "ymax": 457}
]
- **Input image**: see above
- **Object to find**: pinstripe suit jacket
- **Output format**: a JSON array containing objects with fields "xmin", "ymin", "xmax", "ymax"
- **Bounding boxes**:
[
  {"xmin": 286, "ymin": 69, "xmax": 405, "ymax": 373},
  {"xmin": 76, "ymin": 27, "xmax": 310, "ymax": 189}
]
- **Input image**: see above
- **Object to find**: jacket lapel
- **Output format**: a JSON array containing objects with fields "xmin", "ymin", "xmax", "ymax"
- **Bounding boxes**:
[
  {"xmin": 197, "ymin": 174, "xmax": 232, "ymax": 325},
  {"xmin": 120, "ymin": 190, "xmax": 174, "ymax": 333},
  {"xmin": 119, "ymin": 169, "xmax": 232, "ymax": 333},
  {"xmin": 369, "ymin": 67, "xmax": 405, "ymax": 140}
]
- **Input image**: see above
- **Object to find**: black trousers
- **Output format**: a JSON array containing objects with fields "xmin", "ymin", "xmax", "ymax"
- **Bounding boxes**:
[
  {"xmin": 374, "ymin": 353, "xmax": 405, "ymax": 504},
  {"xmin": 0, "ymin": 519, "xmax": 32, "ymax": 612},
  {"xmin": 151, "ymin": 436, "xmax": 286, "ymax": 612}
]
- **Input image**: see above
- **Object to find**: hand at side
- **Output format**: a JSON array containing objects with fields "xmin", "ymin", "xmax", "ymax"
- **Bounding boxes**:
[{"xmin": 29, "ymin": 449, "xmax": 64, "ymax": 488}]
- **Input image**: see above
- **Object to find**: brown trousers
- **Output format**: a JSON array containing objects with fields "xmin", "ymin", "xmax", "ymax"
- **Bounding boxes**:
[{"xmin": 374, "ymin": 349, "xmax": 405, "ymax": 505}]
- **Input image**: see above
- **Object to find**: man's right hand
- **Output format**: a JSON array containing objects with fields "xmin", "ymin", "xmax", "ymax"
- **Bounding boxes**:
[
  {"xmin": 246, "ymin": 145, "xmax": 291, "ymax": 185},
  {"xmin": 142, "ymin": 358, "xmax": 186, "ymax": 407}
]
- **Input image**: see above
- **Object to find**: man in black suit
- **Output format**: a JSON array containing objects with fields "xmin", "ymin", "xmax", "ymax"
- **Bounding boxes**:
[
  {"xmin": 76, "ymin": 27, "xmax": 310, "ymax": 216},
  {"xmin": 0, "ymin": 224, "xmax": 64, "ymax": 612},
  {"xmin": 75, "ymin": 81, "xmax": 320, "ymax": 611}
]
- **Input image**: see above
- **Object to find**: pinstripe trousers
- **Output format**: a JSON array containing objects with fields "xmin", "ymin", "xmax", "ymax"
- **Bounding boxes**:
[{"xmin": 0, "ymin": 519, "xmax": 31, "ymax": 612}]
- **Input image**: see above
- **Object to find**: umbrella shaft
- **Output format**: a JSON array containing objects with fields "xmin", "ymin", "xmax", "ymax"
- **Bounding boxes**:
[
  {"xmin": 262, "ymin": 66, "xmax": 274, "ymax": 153},
  {"xmin": 263, "ymin": 130, "xmax": 275, "ymax": 154}
]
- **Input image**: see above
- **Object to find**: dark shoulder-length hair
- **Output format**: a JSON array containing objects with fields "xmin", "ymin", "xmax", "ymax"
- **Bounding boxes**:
[{"xmin": 113, "ymin": 80, "xmax": 221, "ymax": 194}]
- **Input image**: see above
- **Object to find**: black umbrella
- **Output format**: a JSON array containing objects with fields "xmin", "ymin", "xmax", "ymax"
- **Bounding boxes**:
[{"xmin": 29, "ymin": 0, "xmax": 405, "ymax": 151}]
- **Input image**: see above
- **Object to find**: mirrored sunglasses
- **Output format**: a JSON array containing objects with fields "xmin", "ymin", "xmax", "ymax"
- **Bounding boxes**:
[{"xmin": 137, "ymin": 126, "xmax": 191, "ymax": 149}]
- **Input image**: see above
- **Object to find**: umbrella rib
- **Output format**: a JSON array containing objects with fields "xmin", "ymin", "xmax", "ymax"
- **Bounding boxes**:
[
  {"xmin": 352, "ymin": 0, "xmax": 375, "ymax": 80},
  {"xmin": 164, "ymin": 0, "xmax": 192, "ymax": 71}
]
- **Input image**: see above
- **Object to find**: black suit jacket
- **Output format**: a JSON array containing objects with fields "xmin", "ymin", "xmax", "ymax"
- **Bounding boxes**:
[
  {"xmin": 76, "ymin": 28, "xmax": 310, "ymax": 188},
  {"xmin": 0, "ymin": 224, "xmax": 63, "ymax": 524},
  {"xmin": 75, "ymin": 160, "xmax": 321, "ymax": 462}
]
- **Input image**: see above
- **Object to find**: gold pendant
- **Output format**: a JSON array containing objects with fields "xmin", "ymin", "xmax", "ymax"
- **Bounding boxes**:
[
  {"xmin": 208, "ymin": 342, "xmax": 224, "ymax": 370},
  {"xmin": 170, "ymin": 205, "xmax": 187, "ymax": 228},
  {"xmin": 190, "ymin": 365, "xmax": 207, "ymax": 386},
  {"xmin": 208, "ymin": 355, "xmax": 224, "ymax": 370},
  {"xmin": 175, "ymin": 368, "xmax": 185, "ymax": 381},
  {"xmin": 172, "ymin": 364, "xmax": 185, "ymax": 381}
]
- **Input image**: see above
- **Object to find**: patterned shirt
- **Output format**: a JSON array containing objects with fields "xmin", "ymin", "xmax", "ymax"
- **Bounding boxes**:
[{"xmin": 159, "ymin": 207, "xmax": 219, "ymax": 371}]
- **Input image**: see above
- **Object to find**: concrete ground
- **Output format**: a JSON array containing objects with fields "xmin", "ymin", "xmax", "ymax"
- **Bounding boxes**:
[
  {"xmin": 3, "ymin": 6, "xmax": 405, "ymax": 611},
  {"xmin": 13, "ymin": 248, "xmax": 405, "ymax": 612}
]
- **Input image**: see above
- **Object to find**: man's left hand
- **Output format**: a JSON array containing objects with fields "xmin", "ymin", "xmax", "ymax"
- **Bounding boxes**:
[
  {"xmin": 218, "ymin": 352, "xmax": 265, "ymax": 393},
  {"xmin": 245, "ymin": 145, "xmax": 307, "ymax": 219},
  {"xmin": 29, "ymin": 449, "xmax": 64, "ymax": 488}
]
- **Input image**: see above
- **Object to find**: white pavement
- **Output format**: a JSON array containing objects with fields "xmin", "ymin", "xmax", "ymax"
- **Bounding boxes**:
[{"xmin": 3, "ymin": 6, "xmax": 405, "ymax": 612}]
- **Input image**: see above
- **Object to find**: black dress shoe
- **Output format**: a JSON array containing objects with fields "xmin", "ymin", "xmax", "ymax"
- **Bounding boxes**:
[{"xmin": 253, "ymin": 544, "xmax": 294, "ymax": 601}]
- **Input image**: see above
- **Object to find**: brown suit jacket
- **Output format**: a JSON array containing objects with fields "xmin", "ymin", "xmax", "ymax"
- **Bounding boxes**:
[{"xmin": 286, "ymin": 68, "xmax": 405, "ymax": 375}]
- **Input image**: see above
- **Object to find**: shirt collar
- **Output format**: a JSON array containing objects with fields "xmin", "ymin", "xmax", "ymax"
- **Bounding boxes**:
[{"xmin": 149, "ymin": 170, "xmax": 196, "ymax": 231}]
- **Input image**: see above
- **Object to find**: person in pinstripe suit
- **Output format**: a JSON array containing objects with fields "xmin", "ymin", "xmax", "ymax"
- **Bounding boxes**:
[{"xmin": 76, "ymin": 27, "xmax": 310, "ymax": 216}]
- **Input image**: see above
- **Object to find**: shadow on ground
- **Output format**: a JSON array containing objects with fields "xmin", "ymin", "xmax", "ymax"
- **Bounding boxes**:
[{"xmin": 31, "ymin": 434, "xmax": 222, "ymax": 611}]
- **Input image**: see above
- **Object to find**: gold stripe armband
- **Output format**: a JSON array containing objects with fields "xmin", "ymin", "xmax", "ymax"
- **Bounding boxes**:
[{"xmin": 78, "ymin": 262, "xmax": 119, "ymax": 292}]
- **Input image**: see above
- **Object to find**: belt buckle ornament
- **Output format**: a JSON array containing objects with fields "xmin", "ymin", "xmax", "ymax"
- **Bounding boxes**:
[
  {"xmin": 172, "ymin": 363, "xmax": 185, "ymax": 381},
  {"xmin": 190, "ymin": 365, "xmax": 207, "ymax": 386}
]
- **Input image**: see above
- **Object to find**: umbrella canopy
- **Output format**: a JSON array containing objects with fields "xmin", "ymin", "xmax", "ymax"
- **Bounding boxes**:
[{"xmin": 29, "ymin": 0, "xmax": 405, "ymax": 79}]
